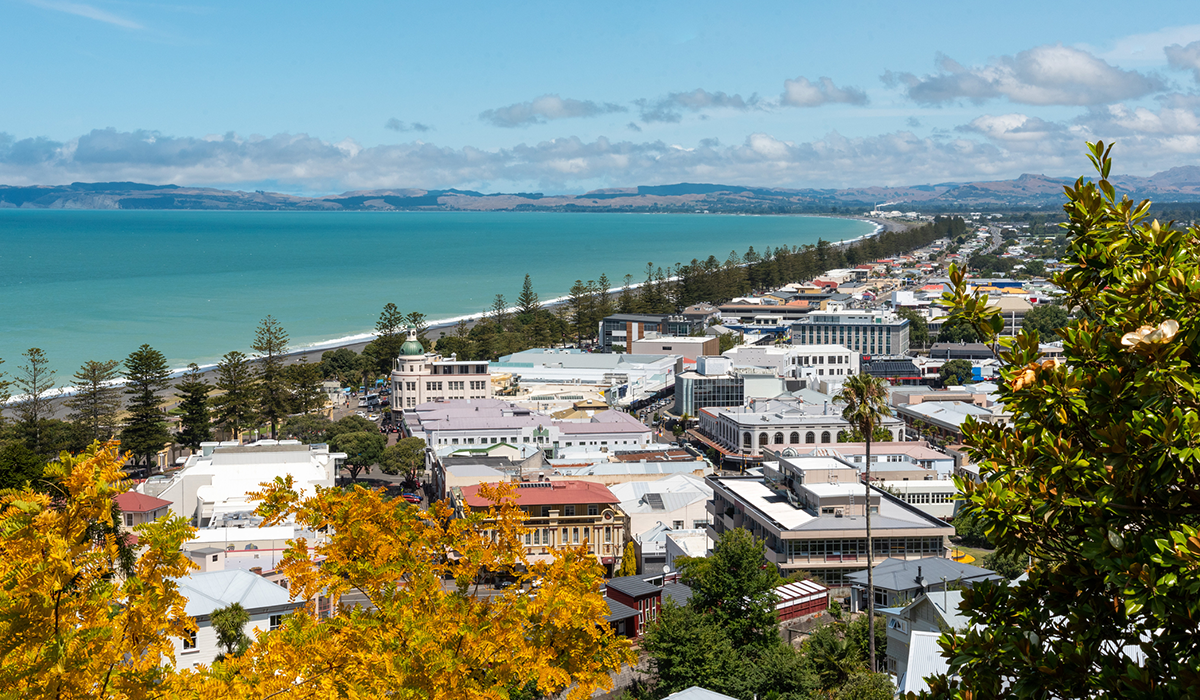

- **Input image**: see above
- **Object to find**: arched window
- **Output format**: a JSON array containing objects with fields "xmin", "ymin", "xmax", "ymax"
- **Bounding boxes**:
[
  {"xmin": 758, "ymin": 432, "xmax": 769, "ymax": 446},
  {"xmin": 790, "ymin": 432, "xmax": 800, "ymax": 444},
  {"xmin": 773, "ymin": 432, "xmax": 784, "ymax": 444},
  {"xmin": 821, "ymin": 431, "xmax": 831, "ymax": 444},
  {"xmin": 743, "ymin": 432, "xmax": 752, "ymax": 448},
  {"xmin": 806, "ymin": 431, "xmax": 816, "ymax": 444}
]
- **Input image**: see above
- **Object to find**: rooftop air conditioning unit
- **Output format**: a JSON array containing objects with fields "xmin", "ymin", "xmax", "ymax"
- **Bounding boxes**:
[{"xmin": 834, "ymin": 507, "xmax": 845, "ymax": 518}]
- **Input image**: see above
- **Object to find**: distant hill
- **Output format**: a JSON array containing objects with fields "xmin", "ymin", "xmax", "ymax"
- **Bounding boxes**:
[{"xmin": 4, "ymin": 168, "xmax": 1200, "ymax": 212}]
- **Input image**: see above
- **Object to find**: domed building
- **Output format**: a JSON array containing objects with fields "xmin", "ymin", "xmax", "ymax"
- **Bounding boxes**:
[{"xmin": 390, "ymin": 329, "xmax": 493, "ymax": 411}]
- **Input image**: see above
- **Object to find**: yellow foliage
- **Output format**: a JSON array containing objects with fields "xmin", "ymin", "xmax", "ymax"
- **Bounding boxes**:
[
  {"xmin": 1, "ymin": 445, "xmax": 633, "ymax": 699},
  {"xmin": 0, "ymin": 441, "xmax": 197, "ymax": 699}
]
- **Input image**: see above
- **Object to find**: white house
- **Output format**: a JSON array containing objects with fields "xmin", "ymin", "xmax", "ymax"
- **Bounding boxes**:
[{"xmin": 172, "ymin": 570, "xmax": 304, "ymax": 668}]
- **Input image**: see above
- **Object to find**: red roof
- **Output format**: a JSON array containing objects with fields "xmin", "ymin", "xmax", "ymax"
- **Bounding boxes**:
[
  {"xmin": 461, "ymin": 481, "xmax": 618, "ymax": 508},
  {"xmin": 114, "ymin": 491, "xmax": 172, "ymax": 513}
]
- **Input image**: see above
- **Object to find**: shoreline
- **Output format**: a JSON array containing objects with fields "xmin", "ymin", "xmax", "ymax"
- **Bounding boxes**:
[{"xmin": 3, "ymin": 214, "xmax": 901, "ymax": 413}]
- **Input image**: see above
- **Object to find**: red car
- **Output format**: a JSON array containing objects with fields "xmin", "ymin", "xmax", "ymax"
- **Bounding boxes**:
[{"xmin": 400, "ymin": 493, "xmax": 421, "ymax": 504}]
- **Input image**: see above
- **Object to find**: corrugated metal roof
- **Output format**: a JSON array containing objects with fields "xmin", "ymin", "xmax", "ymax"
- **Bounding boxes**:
[
  {"xmin": 901, "ymin": 631, "xmax": 949, "ymax": 694},
  {"xmin": 661, "ymin": 687, "xmax": 738, "ymax": 700},
  {"xmin": 175, "ymin": 570, "xmax": 296, "ymax": 617}
]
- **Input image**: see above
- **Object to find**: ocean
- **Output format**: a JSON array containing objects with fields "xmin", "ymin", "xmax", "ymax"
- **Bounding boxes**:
[{"xmin": 0, "ymin": 210, "xmax": 872, "ymax": 378}]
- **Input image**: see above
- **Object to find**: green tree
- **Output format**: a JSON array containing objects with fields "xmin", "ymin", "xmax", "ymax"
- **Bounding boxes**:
[
  {"xmin": 805, "ymin": 624, "xmax": 863, "ymax": 690},
  {"xmin": 0, "ymin": 358, "xmax": 10, "ymax": 432},
  {"xmin": 897, "ymin": 308, "xmax": 929, "ymax": 348},
  {"xmin": 837, "ymin": 426, "xmax": 893, "ymax": 443},
  {"xmin": 120, "ymin": 345, "xmax": 171, "ymax": 466},
  {"xmin": 281, "ymin": 413, "xmax": 332, "ymax": 443},
  {"xmin": 319, "ymin": 347, "xmax": 359, "ymax": 383},
  {"xmin": 212, "ymin": 350, "xmax": 258, "ymax": 441},
  {"xmin": 617, "ymin": 541, "xmax": 638, "ymax": 577},
  {"xmin": 980, "ymin": 549, "xmax": 1026, "ymax": 580},
  {"xmin": 936, "ymin": 316, "xmax": 981, "ymax": 344},
  {"xmin": 13, "ymin": 348, "xmax": 56, "ymax": 453},
  {"xmin": 380, "ymin": 437, "xmax": 427, "ymax": 481},
  {"xmin": 516, "ymin": 274, "xmax": 540, "ymax": 324},
  {"xmin": 640, "ymin": 603, "xmax": 737, "ymax": 697},
  {"xmin": 285, "ymin": 359, "xmax": 325, "ymax": 415},
  {"xmin": 938, "ymin": 359, "xmax": 974, "ymax": 386},
  {"xmin": 677, "ymin": 527, "xmax": 779, "ymax": 649},
  {"xmin": 211, "ymin": 601, "xmax": 252, "ymax": 662},
  {"xmin": 330, "ymin": 430, "xmax": 386, "ymax": 480},
  {"xmin": 926, "ymin": 142, "xmax": 1200, "ymax": 698},
  {"xmin": 566, "ymin": 280, "xmax": 592, "ymax": 346},
  {"xmin": 252, "ymin": 315, "xmax": 290, "ymax": 439},
  {"xmin": 327, "ymin": 414, "xmax": 376, "ymax": 440},
  {"xmin": 376, "ymin": 303, "xmax": 408, "ymax": 364},
  {"xmin": 175, "ymin": 363, "xmax": 213, "ymax": 450},
  {"xmin": 835, "ymin": 372, "xmax": 892, "ymax": 673},
  {"xmin": 1021, "ymin": 303, "xmax": 1069, "ymax": 343},
  {"xmin": 64, "ymin": 359, "xmax": 123, "ymax": 444},
  {"xmin": 836, "ymin": 672, "xmax": 894, "ymax": 700},
  {"xmin": 0, "ymin": 441, "xmax": 44, "ymax": 491}
]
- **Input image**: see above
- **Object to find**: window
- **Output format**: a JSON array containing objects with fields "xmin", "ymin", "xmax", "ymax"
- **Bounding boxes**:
[
  {"xmin": 743, "ymin": 433, "xmax": 752, "ymax": 448},
  {"xmin": 758, "ymin": 432, "xmax": 768, "ymax": 446},
  {"xmin": 673, "ymin": 520, "xmax": 684, "ymax": 529},
  {"xmin": 605, "ymin": 526, "xmax": 612, "ymax": 543},
  {"xmin": 124, "ymin": 513, "xmax": 134, "ymax": 527},
  {"xmin": 790, "ymin": 432, "xmax": 800, "ymax": 444},
  {"xmin": 270, "ymin": 614, "xmax": 284, "ymax": 631},
  {"xmin": 183, "ymin": 630, "xmax": 197, "ymax": 650},
  {"xmin": 806, "ymin": 431, "xmax": 816, "ymax": 444},
  {"xmin": 562, "ymin": 527, "xmax": 569, "ymax": 543},
  {"xmin": 572, "ymin": 527, "xmax": 580, "ymax": 544},
  {"xmin": 821, "ymin": 431, "xmax": 831, "ymax": 444},
  {"xmin": 773, "ymin": 432, "xmax": 784, "ymax": 444},
  {"xmin": 541, "ymin": 506, "xmax": 551, "ymax": 517},
  {"xmin": 212, "ymin": 554, "xmax": 219, "ymax": 562},
  {"xmin": 564, "ymin": 505, "xmax": 576, "ymax": 517},
  {"xmin": 588, "ymin": 504, "xmax": 598, "ymax": 516}
]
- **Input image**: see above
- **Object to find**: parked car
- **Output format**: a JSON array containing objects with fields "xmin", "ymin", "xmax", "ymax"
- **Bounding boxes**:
[{"xmin": 400, "ymin": 493, "xmax": 421, "ymax": 504}]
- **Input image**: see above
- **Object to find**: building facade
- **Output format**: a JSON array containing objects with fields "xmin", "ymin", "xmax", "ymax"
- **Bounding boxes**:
[
  {"xmin": 390, "ymin": 330, "xmax": 493, "ymax": 410},
  {"xmin": 791, "ymin": 311, "xmax": 910, "ymax": 356},
  {"xmin": 599, "ymin": 313, "xmax": 703, "ymax": 353}
]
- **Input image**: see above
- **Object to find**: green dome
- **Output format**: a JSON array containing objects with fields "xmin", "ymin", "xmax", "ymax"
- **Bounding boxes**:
[{"xmin": 399, "ymin": 330, "xmax": 425, "ymax": 357}]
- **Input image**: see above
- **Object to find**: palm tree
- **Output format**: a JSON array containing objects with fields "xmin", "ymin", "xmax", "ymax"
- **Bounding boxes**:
[{"xmin": 835, "ymin": 371, "xmax": 893, "ymax": 673}]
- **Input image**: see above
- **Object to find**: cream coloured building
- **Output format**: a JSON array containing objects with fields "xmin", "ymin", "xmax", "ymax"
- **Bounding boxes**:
[{"xmin": 390, "ymin": 330, "xmax": 493, "ymax": 409}]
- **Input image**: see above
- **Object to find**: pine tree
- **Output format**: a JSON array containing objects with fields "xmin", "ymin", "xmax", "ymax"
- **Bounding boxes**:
[
  {"xmin": 120, "ymin": 345, "xmax": 171, "ymax": 467},
  {"xmin": 516, "ymin": 274, "xmax": 540, "ymax": 323},
  {"xmin": 252, "ymin": 315, "xmax": 290, "ymax": 439},
  {"xmin": 285, "ymin": 359, "xmax": 325, "ymax": 415},
  {"xmin": 0, "ymin": 357, "xmax": 10, "ymax": 431},
  {"xmin": 212, "ymin": 351, "xmax": 258, "ymax": 441},
  {"xmin": 406, "ymin": 311, "xmax": 431, "ymax": 350},
  {"xmin": 567, "ymin": 280, "xmax": 591, "ymax": 346},
  {"xmin": 14, "ymin": 348, "xmax": 56, "ymax": 451},
  {"xmin": 65, "ymin": 359, "xmax": 123, "ymax": 445},
  {"xmin": 374, "ymin": 303, "xmax": 407, "ymax": 375},
  {"xmin": 175, "ymin": 363, "xmax": 212, "ymax": 450}
]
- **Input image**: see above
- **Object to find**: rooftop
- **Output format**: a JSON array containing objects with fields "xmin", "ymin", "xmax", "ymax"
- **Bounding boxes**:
[
  {"xmin": 846, "ymin": 558, "xmax": 999, "ymax": 592},
  {"xmin": 115, "ymin": 491, "xmax": 171, "ymax": 513},
  {"xmin": 174, "ymin": 570, "xmax": 297, "ymax": 618},
  {"xmin": 460, "ymin": 480, "xmax": 618, "ymax": 508}
]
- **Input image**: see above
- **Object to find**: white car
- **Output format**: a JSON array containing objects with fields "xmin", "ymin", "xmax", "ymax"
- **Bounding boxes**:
[
  {"xmin": 355, "ymin": 411, "xmax": 367, "ymax": 418},
  {"xmin": 368, "ymin": 413, "xmax": 380, "ymax": 421}
]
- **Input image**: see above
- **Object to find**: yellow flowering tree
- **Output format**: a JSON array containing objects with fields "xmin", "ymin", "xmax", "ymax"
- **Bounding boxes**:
[{"xmin": 0, "ymin": 441, "xmax": 197, "ymax": 699}]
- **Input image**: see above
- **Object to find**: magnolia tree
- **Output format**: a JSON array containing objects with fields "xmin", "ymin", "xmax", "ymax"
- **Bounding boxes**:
[{"xmin": 923, "ymin": 142, "xmax": 1200, "ymax": 697}]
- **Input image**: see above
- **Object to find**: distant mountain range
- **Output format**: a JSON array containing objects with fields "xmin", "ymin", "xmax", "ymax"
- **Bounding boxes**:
[{"xmin": 4, "ymin": 167, "xmax": 1200, "ymax": 212}]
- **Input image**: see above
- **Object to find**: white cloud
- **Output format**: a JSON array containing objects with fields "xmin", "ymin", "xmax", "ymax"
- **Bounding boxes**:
[
  {"xmin": 1165, "ymin": 40, "xmax": 1200, "ymax": 82},
  {"xmin": 23, "ymin": 0, "xmax": 144, "ymax": 29},
  {"xmin": 780, "ymin": 76, "xmax": 868, "ymax": 107},
  {"xmin": 384, "ymin": 118, "xmax": 433, "ymax": 133},
  {"xmin": 3, "ymin": 123, "xmax": 1197, "ymax": 193},
  {"xmin": 1077, "ymin": 94, "xmax": 1200, "ymax": 136},
  {"xmin": 884, "ymin": 44, "xmax": 1165, "ymax": 106},
  {"xmin": 480, "ymin": 95, "xmax": 626, "ymax": 128},
  {"xmin": 1089, "ymin": 24, "xmax": 1200, "ymax": 65},
  {"xmin": 636, "ymin": 89, "xmax": 758, "ymax": 123}
]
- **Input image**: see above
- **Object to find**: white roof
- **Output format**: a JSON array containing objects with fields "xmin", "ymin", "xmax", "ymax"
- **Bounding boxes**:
[
  {"xmin": 666, "ymin": 530, "xmax": 710, "ymax": 558},
  {"xmin": 720, "ymin": 478, "xmax": 814, "ymax": 529},
  {"xmin": 900, "ymin": 631, "xmax": 949, "ymax": 694},
  {"xmin": 803, "ymin": 482, "xmax": 867, "ymax": 498},
  {"xmin": 187, "ymin": 526, "xmax": 298, "ymax": 544},
  {"xmin": 175, "ymin": 570, "xmax": 295, "ymax": 617},
  {"xmin": 661, "ymin": 687, "xmax": 737, "ymax": 700}
]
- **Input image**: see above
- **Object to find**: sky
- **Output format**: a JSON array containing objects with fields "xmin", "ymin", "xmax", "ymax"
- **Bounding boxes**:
[{"xmin": 1, "ymin": 0, "xmax": 1199, "ymax": 194}]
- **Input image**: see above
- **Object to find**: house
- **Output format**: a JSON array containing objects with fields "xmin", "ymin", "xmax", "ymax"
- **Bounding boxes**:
[
  {"xmin": 454, "ymin": 480, "xmax": 628, "ymax": 575},
  {"xmin": 846, "ymin": 557, "xmax": 1000, "ymax": 610},
  {"xmin": 603, "ymin": 574, "xmax": 693, "ymax": 638},
  {"xmin": 114, "ymin": 491, "xmax": 171, "ymax": 533},
  {"xmin": 660, "ymin": 688, "xmax": 737, "ymax": 700},
  {"xmin": 172, "ymin": 570, "xmax": 305, "ymax": 668},
  {"xmin": 897, "ymin": 631, "xmax": 949, "ymax": 695},
  {"xmin": 880, "ymin": 590, "xmax": 968, "ymax": 679},
  {"xmin": 610, "ymin": 473, "xmax": 713, "ymax": 542}
]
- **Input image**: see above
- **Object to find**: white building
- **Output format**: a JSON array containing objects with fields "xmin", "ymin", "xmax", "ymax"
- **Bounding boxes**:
[
  {"xmin": 723, "ymin": 343, "xmax": 860, "ymax": 393},
  {"xmin": 172, "ymin": 570, "xmax": 304, "ymax": 668},
  {"xmin": 138, "ymin": 441, "xmax": 343, "ymax": 527},
  {"xmin": 391, "ymin": 330, "xmax": 493, "ymax": 409},
  {"xmin": 491, "ymin": 348, "xmax": 677, "ymax": 407},
  {"xmin": 791, "ymin": 311, "xmax": 910, "ymax": 356},
  {"xmin": 610, "ymin": 474, "xmax": 714, "ymax": 540},
  {"xmin": 402, "ymin": 399, "xmax": 653, "ymax": 456}
]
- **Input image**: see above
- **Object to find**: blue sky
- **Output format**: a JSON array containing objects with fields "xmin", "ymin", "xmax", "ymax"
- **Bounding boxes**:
[{"xmin": 2, "ymin": 0, "xmax": 1199, "ymax": 193}]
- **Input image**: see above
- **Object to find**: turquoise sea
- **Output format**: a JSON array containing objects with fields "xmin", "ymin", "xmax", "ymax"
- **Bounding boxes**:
[{"xmin": 0, "ymin": 210, "xmax": 872, "ymax": 378}]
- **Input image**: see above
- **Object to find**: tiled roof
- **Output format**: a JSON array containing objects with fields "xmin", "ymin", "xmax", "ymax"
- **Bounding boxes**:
[
  {"xmin": 606, "ymin": 575, "xmax": 662, "ymax": 598},
  {"xmin": 114, "ymin": 491, "xmax": 172, "ymax": 513},
  {"xmin": 603, "ymin": 596, "xmax": 639, "ymax": 621}
]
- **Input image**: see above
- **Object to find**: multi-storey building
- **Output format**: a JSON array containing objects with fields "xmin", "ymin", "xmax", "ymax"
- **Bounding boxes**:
[
  {"xmin": 705, "ymin": 455, "xmax": 955, "ymax": 587},
  {"xmin": 598, "ymin": 313, "xmax": 703, "ymax": 353},
  {"xmin": 390, "ymin": 330, "xmax": 493, "ymax": 410},
  {"xmin": 691, "ymin": 398, "xmax": 904, "ymax": 465},
  {"xmin": 791, "ymin": 311, "xmax": 910, "ymax": 356},
  {"xmin": 455, "ymin": 480, "xmax": 628, "ymax": 575}
]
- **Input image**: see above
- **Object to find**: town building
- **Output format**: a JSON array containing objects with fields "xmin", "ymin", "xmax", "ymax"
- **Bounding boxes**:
[
  {"xmin": 928, "ymin": 343, "xmax": 996, "ymax": 361},
  {"xmin": 629, "ymin": 335, "xmax": 719, "ymax": 360},
  {"xmin": 775, "ymin": 578, "xmax": 831, "ymax": 621},
  {"xmin": 603, "ymin": 574, "xmax": 693, "ymax": 638},
  {"xmin": 454, "ymin": 480, "xmax": 627, "ymax": 575},
  {"xmin": 706, "ymin": 455, "xmax": 955, "ymax": 587},
  {"xmin": 115, "ymin": 492, "xmax": 171, "ymax": 533},
  {"xmin": 723, "ymin": 343, "xmax": 859, "ymax": 381},
  {"xmin": 801, "ymin": 441, "xmax": 956, "ymax": 477},
  {"xmin": 402, "ymin": 399, "xmax": 653, "ymax": 458},
  {"xmin": 599, "ymin": 313, "xmax": 703, "ymax": 353},
  {"xmin": 791, "ymin": 311, "xmax": 910, "ymax": 356},
  {"xmin": 172, "ymin": 570, "xmax": 305, "ymax": 668},
  {"xmin": 390, "ymin": 330, "xmax": 493, "ymax": 410},
  {"xmin": 676, "ymin": 357, "xmax": 797, "ymax": 418},
  {"xmin": 137, "ymin": 441, "xmax": 343, "ymax": 527},
  {"xmin": 846, "ymin": 557, "xmax": 1000, "ymax": 610},
  {"xmin": 881, "ymin": 591, "xmax": 967, "ymax": 680},
  {"xmin": 491, "ymin": 348, "xmax": 677, "ymax": 408},
  {"xmin": 893, "ymin": 400, "xmax": 1008, "ymax": 443},
  {"xmin": 691, "ymin": 398, "xmax": 904, "ymax": 466}
]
